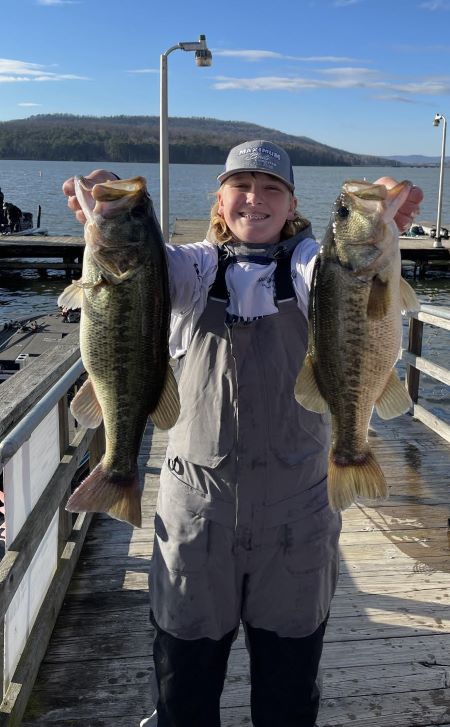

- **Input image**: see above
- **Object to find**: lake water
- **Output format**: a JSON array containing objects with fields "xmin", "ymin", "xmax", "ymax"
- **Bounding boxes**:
[
  {"xmin": 1, "ymin": 160, "xmax": 449, "ymax": 420},
  {"xmin": 1, "ymin": 159, "xmax": 449, "ymax": 240}
]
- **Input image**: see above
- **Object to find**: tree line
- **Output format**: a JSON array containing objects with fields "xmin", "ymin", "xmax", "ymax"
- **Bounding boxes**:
[{"xmin": 0, "ymin": 114, "xmax": 400, "ymax": 167}]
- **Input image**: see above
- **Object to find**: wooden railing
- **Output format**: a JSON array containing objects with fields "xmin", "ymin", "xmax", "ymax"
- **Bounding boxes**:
[
  {"xmin": 404, "ymin": 304, "xmax": 450, "ymax": 444},
  {"xmin": 0, "ymin": 332, "xmax": 104, "ymax": 726}
]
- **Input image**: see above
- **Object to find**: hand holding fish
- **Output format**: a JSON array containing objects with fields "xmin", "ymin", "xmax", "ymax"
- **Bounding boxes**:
[
  {"xmin": 63, "ymin": 169, "xmax": 119, "ymax": 224},
  {"xmin": 375, "ymin": 176, "xmax": 424, "ymax": 233}
]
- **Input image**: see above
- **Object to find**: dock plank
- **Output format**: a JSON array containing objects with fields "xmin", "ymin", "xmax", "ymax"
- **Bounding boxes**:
[{"xmin": 22, "ymin": 407, "xmax": 450, "ymax": 726}]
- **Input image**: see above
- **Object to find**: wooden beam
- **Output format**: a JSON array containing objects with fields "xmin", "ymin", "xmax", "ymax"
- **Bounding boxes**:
[{"xmin": 411, "ymin": 403, "xmax": 450, "ymax": 445}]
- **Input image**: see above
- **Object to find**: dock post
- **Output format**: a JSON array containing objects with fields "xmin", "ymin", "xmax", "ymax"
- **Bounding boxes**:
[
  {"xmin": 58, "ymin": 395, "xmax": 73, "ymax": 555},
  {"xmin": 406, "ymin": 316, "xmax": 424, "ymax": 404}
]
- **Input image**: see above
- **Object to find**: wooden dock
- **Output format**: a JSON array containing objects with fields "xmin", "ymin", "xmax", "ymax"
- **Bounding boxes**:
[
  {"xmin": 20, "ymin": 410, "xmax": 450, "ymax": 726},
  {"xmin": 0, "ymin": 235, "xmax": 84, "ymax": 276},
  {"xmin": 0, "ymin": 220, "xmax": 449, "ymax": 725},
  {"xmin": 0, "ymin": 225, "xmax": 449, "ymax": 279}
]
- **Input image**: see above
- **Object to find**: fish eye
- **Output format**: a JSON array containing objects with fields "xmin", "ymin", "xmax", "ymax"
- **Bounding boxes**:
[{"xmin": 336, "ymin": 205, "xmax": 349, "ymax": 219}]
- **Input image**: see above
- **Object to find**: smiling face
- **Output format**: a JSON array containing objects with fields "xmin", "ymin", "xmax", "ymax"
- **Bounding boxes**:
[{"xmin": 216, "ymin": 172, "xmax": 297, "ymax": 244}]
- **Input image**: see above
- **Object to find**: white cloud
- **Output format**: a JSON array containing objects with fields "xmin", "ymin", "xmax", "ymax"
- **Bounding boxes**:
[
  {"xmin": 212, "ymin": 69, "xmax": 450, "ymax": 95},
  {"xmin": 213, "ymin": 49, "xmax": 362, "ymax": 63},
  {"xmin": 126, "ymin": 68, "xmax": 159, "ymax": 74},
  {"xmin": 373, "ymin": 95, "xmax": 422, "ymax": 104},
  {"xmin": 419, "ymin": 0, "xmax": 450, "ymax": 9},
  {"xmin": 394, "ymin": 43, "xmax": 450, "ymax": 52},
  {"xmin": 213, "ymin": 76, "xmax": 322, "ymax": 91},
  {"xmin": 18, "ymin": 102, "xmax": 43, "ymax": 106},
  {"xmin": 37, "ymin": 0, "xmax": 81, "ymax": 5},
  {"xmin": 0, "ymin": 58, "xmax": 89, "ymax": 82}
]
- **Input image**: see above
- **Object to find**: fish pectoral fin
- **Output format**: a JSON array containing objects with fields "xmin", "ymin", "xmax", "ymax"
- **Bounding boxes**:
[
  {"xmin": 375, "ymin": 369, "xmax": 412, "ymax": 419},
  {"xmin": 101, "ymin": 267, "xmax": 137, "ymax": 285},
  {"xmin": 367, "ymin": 275, "xmax": 390, "ymax": 320},
  {"xmin": 400, "ymin": 276, "xmax": 420, "ymax": 313},
  {"xmin": 70, "ymin": 377, "xmax": 104, "ymax": 428},
  {"xmin": 92, "ymin": 249, "xmax": 138, "ymax": 285},
  {"xmin": 150, "ymin": 365, "xmax": 180, "ymax": 430},
  {"xmin": 294, "ymin": 354, "xmax": 329, "ymax": 413},
  {"xmin": 57, "ymin": 282, "xmax": 84, "ymax": 310}
]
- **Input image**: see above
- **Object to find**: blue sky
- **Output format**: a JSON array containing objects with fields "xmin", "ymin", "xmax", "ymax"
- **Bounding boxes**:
[{"xmin": 1, "ymin": 0, "xmax": 450, "ymax": 157}]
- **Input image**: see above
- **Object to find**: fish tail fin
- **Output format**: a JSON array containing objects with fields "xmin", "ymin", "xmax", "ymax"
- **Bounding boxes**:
[
  {"xmin": 66, "ymin": 461, "xmax": 142, "ymax": 527},
  {"xmin": 328, "ymin": 449, "xmax": 388, "ymax": 511}
]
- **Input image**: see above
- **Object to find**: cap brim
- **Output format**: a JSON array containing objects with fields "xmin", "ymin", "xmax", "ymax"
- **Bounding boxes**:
[{"xmin": 217, "ymin": 168, "xmax": 294, "ymax": 192}]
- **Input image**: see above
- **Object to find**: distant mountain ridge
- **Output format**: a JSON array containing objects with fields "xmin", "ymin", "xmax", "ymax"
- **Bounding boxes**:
[
  {"xmin": 0, "ymin": 113, "xmax": 402, "ymax": 166},
  {"xmin": 387, "ymin": 154, "xmax": 444, "ymax": 166}
]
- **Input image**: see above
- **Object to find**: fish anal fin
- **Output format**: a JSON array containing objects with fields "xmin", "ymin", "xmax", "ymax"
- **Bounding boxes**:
[
  {"xmin": 70, "ymin": 378, "xmax": 104, "ymax": 429},
  {"xmin": 367, "ymin": 275, "xmax": 390, "ymax": 320},
  {"xmin": 150, "ymin": 366, "xmax": 180, "ymax": 430},
  {"xmin": 294, "ymin": 354, "xmax": 329, "ymax": 414},
  {"xmin": 400, "ymin": 276, "xmax": 420, "ymax": 313},
  {"xmin": 66, "ymin": 461, "xmax": 142, "ymax": 527},
  {"xmin": 57, "ymin": 282, "xmax": 84, "ymax": 310},
  {"xmin": 375, "ymin": 369, "xmax": 412, "ymax": 420},
  {"xmin": 328, "ymin": 449, "xmax": 388, "ymax": 511}
]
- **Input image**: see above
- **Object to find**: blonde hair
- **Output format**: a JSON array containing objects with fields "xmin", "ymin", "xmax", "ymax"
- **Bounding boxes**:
[{"xmin": 209, "ymin": 190, "xmax": 310, "ymax": 246}]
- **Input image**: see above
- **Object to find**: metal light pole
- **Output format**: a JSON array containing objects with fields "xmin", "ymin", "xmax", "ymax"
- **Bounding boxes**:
[
  {"xmin": 159, "ymin": 35, "xmax": 212, "ymax": 241},
  {"xmin": 433, "ymin": 112, "xmax": 447, "ymax": 249}
]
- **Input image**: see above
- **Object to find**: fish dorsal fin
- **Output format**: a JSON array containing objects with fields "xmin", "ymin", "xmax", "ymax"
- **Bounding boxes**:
[
  {"xmin": 294, "ymin": 353, "xmax": 329, "ymax": 413},
  {"xmin": 58, "ymin": 282, "xmax": 84, "ymax": 310},
  {"xmin": 70, "ymin": 377, "xmax": 103, "ymax": 429},
  {"xmin": 150, "ymin": 366, "xmax": 180, "ymax": 430},
  {"xmin": 400, "ymin": 276, "xmax": 420, "ymax": 313},
  {"xmin": 367, "ymin": 275, "xmax": 390, "ymax": 320},
  {"xmin": 375, "ymin": 369, "xmax": 412, "ymax": 420}
]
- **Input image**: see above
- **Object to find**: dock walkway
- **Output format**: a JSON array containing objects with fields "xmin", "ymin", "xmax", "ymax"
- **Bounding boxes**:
[{"xmin": 22, "ymin": 412, "xmax": 450, "ymax": 726}]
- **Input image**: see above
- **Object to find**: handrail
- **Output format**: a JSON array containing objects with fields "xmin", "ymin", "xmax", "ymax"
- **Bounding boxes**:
[
  {"xmin": 0, "ymin": 358, "xmax": 84, "ymax": 466},
  {"xmin": 403, "ymin": 304, "xmax": 450, "ymax": 444},
  {"xmin": 0, "ymin": 344, "xmax": 105, "ymax": 725}
]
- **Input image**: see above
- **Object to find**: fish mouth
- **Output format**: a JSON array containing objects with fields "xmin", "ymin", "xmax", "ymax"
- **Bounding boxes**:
[
  {"xmin": 75, "ymin": 176, "xmax": 148, "ymax": 221},
  {"xmin": 342, "ymin": 179, "xmax": 413, "ymax": 225}
]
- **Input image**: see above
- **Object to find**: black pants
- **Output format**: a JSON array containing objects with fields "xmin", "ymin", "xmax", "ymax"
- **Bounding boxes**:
[{"xmin": 151, "ymin": 612, "xmax": 326, "ymax": 727}]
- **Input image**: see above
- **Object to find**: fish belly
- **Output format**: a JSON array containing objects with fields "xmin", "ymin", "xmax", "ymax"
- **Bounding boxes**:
[
  {"xmin": 81, "ymin": 257, "xmax": 168, "ymax": 474},
  {"xmin": 313, "ymin": 260, "xmax": 401, "ymax": 457}
]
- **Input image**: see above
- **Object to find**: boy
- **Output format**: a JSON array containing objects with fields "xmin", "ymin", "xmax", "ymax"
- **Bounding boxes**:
[{"xmin": 63, "ymin": 141, "xmax": 422, "ymax": 726}]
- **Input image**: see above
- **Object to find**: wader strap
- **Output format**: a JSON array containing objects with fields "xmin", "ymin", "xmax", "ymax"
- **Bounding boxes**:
[{"xmin": 208, "ymin": 247, "xmax": 296, "ymax": 303}]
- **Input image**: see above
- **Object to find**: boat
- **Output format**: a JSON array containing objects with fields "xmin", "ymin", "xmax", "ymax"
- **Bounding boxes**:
[
  {"xmin": 410, "ymin": 220, "xmax": 450, "ymax": 239},
  {"xmin": 0, "ymin": 310, "xmax": 80, "ymax": 384},
  {"xmin": 3, "ymin": 227, "xmax": 49, "ymax": 237}
]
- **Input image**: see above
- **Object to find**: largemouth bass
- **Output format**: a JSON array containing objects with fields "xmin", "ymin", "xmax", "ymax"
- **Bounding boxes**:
[
  {"xmin": 295, "ymin": 180, "xmax": 420, "ymax": 511},
  {"xmin": 59, "ymin": 176, "xmax": 179, "ymax": 527}
]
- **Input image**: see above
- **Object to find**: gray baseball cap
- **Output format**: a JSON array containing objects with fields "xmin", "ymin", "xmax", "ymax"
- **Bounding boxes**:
[{"xmin": 217, "ymin": 140, "xmax": 295, "ymax": 191}]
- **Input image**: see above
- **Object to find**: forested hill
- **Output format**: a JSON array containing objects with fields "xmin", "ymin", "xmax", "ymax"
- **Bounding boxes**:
[{"xmin": 0, "ymin": 114, "xmax": 400, "ymax": 166}]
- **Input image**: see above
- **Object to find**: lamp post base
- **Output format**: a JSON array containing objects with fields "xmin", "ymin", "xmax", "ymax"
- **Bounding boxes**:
[{"xmin": 433, "ymin": 237, "xmax": 444, "ymax": 249}]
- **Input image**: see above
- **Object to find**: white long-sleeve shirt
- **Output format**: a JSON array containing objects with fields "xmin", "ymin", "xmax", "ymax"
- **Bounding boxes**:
[{"xmin": 166, "ymin": 236, "xmax": 319, "ymax": 359}]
